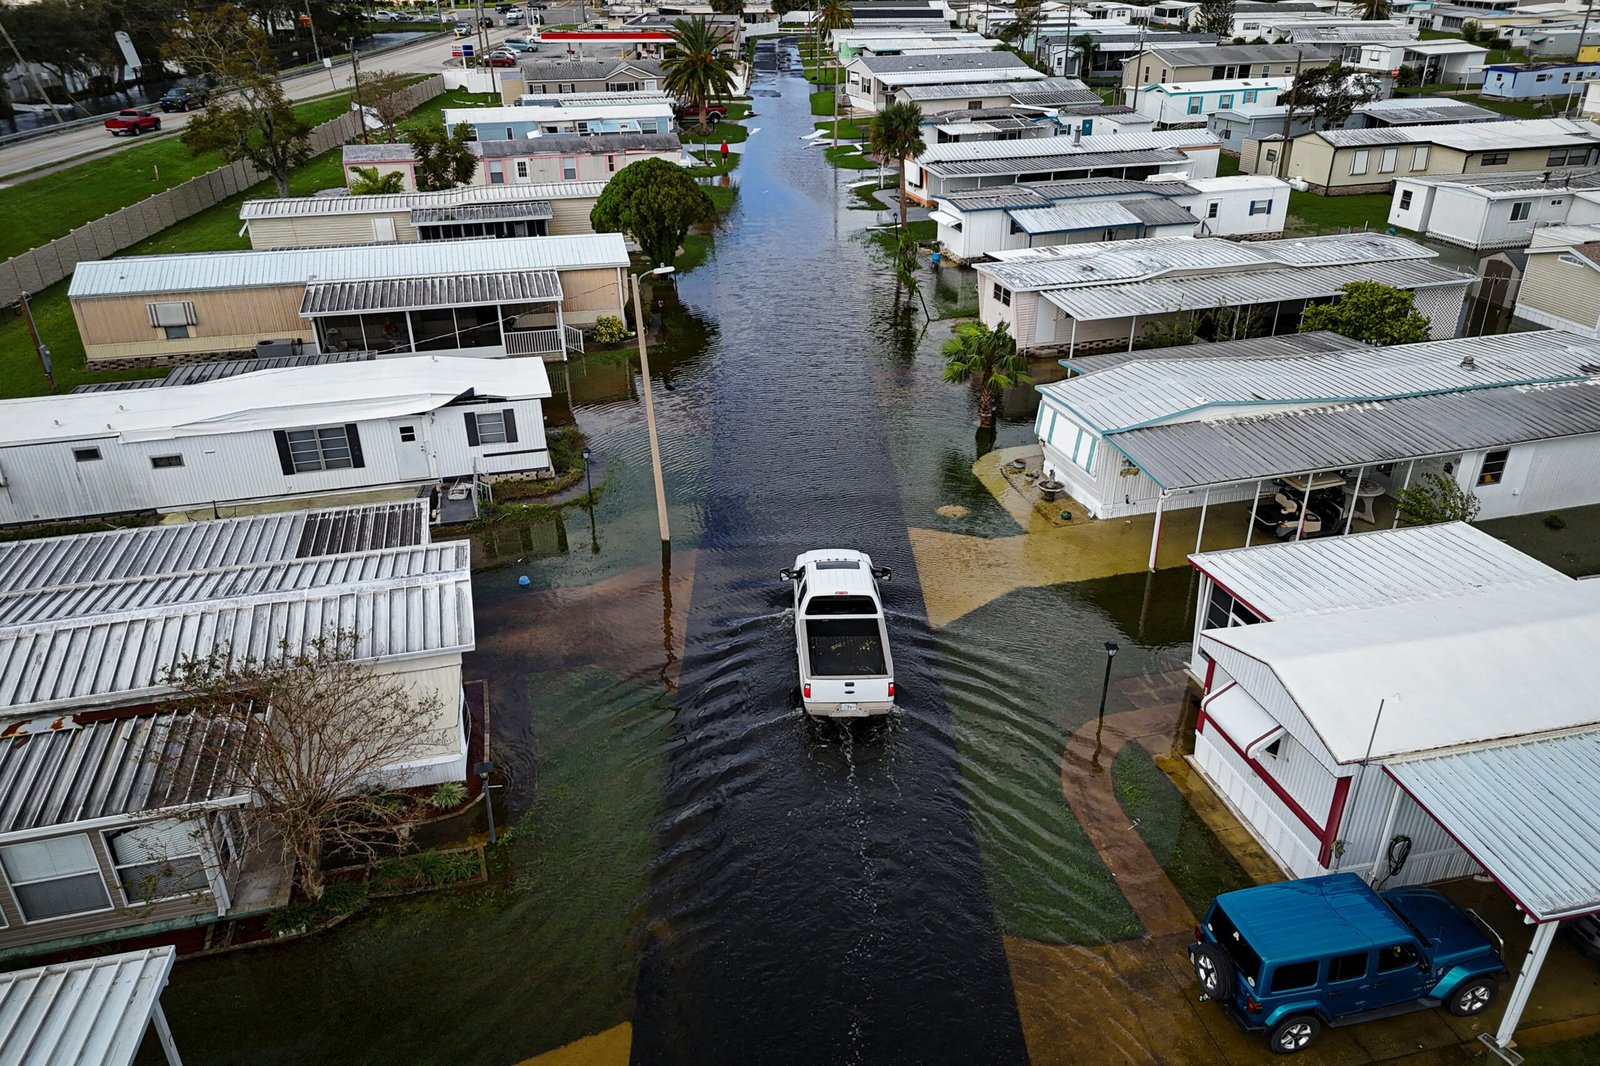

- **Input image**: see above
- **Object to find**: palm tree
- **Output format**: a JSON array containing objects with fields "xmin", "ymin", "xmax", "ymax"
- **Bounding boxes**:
[
  {"xmin": 815, "ymin": 0, "xmax": 853, "ymax": 145},
  {"xmin": 663, "ymin": 17, "xmax": 739, "ymax": 138},
  {"xmin": 1072, "ymin": 33, "xmax": 1098, "ymax": 80},
  {"xmin": 1352, "ymin": 0, "xmax": 1390, "ymax": 18},
  {"xmin": 347, "ymin": 165, "xmax": 405, "ymax": 194},
  {"xmin": 866, "ymin": 100, "xmax": 925, "ymax": 230},
  {"xmin": 942, "ymin": 321, "xmax": 1030, "ymax": 429}
]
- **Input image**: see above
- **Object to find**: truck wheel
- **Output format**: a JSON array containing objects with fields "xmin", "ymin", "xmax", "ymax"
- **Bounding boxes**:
[
  {"xmin": 1191, "ymin": 943, "xmax": 1233, "ymax": 1000},
  {"xmin": 129, "ymin": 125, "xmax": 140, "ymax": 135},
  {"xmin": 708, "ymin": 112, "xmax": 721, "ymax": 125},
  {"xmin": 152, "ymin": 118, "xmax": 161, "ymax": 130},
  {"xmin": 1447, "ymin": 978, "xmax": 1497, "ymax": 1017},
  {"xmin": 1268, "ymin": 1015, "xmax": 1320, "ymax": 1055}
]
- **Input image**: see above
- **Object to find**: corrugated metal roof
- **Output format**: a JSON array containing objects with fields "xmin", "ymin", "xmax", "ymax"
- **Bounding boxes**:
[
  {"xmin": 1188, "ymin": 522, "xmax": 1568, "ymax": 621},
  {"xmin": 1108, "ymin": 372, "xmax": 1600, "ymax": 490},
  {"xmin": 1041, "ymin": 259, "xmax": 1466, "ymax": 322},
  {"xmin": 241, "ymin": 183, "xmax": 607, "ymax": 220},
  {"xmin": 1135, "ymin": 43, "xmax": 1307, "ymax": 65},
  {"xmin": 0, "ymin": 710, "xmax": 257, "ymax": 833},
  {"xmin": 411, "ymin": 201, "xmax": 555, "ymax": 224},
  {"xmin": 1042, "ymin": 328, "xmax": 1584, "ymax": 433},
  {"xmin": 1144, "ymin": 76, "xmax": 1292, "ymax": 94},
  {"xmin": 69, "ymin": 234, "xmax": 628, "ymax": 299},
  {"xmin": 0, "ymin": 357, "xmax": 553, "ymax": 445},
  {"xmin": 1030, "ymin": 176, "xmax": 1199, "ymax": 198},
  {"xmin": 1201, "ymin": 580, "xmax": 1600, "ymax": 767},
  {"xmin": 443, "ymin": 102, "xmax": 674, "ymax": 126},
  {"xmin": 0, "ymin": 947, "xmax": 177, "ymax": 1066},
  {"xmin": 855, "ymin": 50, "xmax": 1033, "ymax": 74},
  {"xmin": 1286, "ymin": 22, "xmax": 1418, "ymax": 41},
  {"xmin": 1317, "ymin": 116, "xmax": 1600, "ymax": 150},
  {"xmin": 1397, "ymin": 166, "xmax": 1600, "ymax": 195},
  {"xmin": 900, "ymin": 76, "xmax": 1095, "ymax": 101},
  {"xmin": 921, "ymin": 127, "xmax": 1218, "ymax": 164},
  {"xmin": 166, "ymin": 352, "xmax": 373, "ymax": 385},
  {"xmin": 300, "ymin": 269, "xmax": 563, "ymax": 315},
  {"xmin": 1011, "ymin": 86, "xmax": 1116, "ymax": 106},
  {"xmin": 475, "ymin": 133, "xmax": 682, "ymax": 158},
  {"xmin": 1062, "ymin": 330, "xmax": 1357, "ymax": 372},
  {"xmin": 1122, "ymin": 197, "xmax": 1204, "ymax": 226},
  {"xmin": 0, "ymin": 501, "xmax": 426, "ymax": 592},
  {"xmin": 929, "ymin": 148, "xmax": 1187, "ymax": 178},
  {"xmin": 940, "ymin": 188, "xmax": 1054, "ymax": 211},
  {"xmin": 1387, "ymin": 732, "xmax": 1600, "ymax": 921},
  {"xmin": 1008, "ymin": 200, "xmax": 1144, "ymax": 233},
  {"xmin": 518, "ymin": 57, "xmax": 662, "ymax": 81}
]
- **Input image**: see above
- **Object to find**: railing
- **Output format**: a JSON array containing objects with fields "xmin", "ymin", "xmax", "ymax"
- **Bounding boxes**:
[
  {"xmin": 504, "ymin": 328, "xmax": 564, "ymax": 356},
  {"xmin": 563, "ymin": 325, "xmax": 585, "ymax": 354}
]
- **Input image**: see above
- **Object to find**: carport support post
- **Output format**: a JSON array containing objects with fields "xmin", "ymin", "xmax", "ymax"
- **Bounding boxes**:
[
  {"xmin": 1194, "ymin": 486, "xmax": 1210, "ymax": 552},
  {"xmin": 1343, "ymin": 465, "xmax": 1366, "ymax": 535},
  {"xmin": 1295, "ymin": 472, "xmax": 1315, "ymax": 540},
  {"xmin": 1392, "ymin": 460, "xmax": 1416, "ymax": 529},
  {"xmin": 1069, "ymin": 317, "xmax": 1079, "ymax": 355},
  {"xmin": 151, "ymin": 1002, "xmax": 184, "ymax": 1066},
  {"xmin": 1128, "ymin": 314, "xmax": 1138, "ymax": 352},
  {"xmin": 1246, "ymin": 479, "xmax": 1262, "ymax": 547},
  {"xmin": 1492, "ymin": 919, "xmax": 1558, "ymax": 1051},
  {"xmin": 1148, "ymin": 492, "xmax": 1167, "ymax": 571}
]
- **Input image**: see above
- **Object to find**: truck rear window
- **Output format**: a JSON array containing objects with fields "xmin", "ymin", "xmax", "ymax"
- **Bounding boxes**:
[
  {"xmin": 807, "ymin": 595, "xmax": 878, "ymax": 616},
  {"xmin": 1207, "ymin": 906, "xmax": 1263, "ymax": 987},
  {"xmin": 806, "ymin": 618, "xmax": 887, "ymax": 677}
]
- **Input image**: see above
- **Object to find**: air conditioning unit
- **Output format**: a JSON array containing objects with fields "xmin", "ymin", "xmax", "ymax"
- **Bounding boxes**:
[{"xmin": 255, "ymin": 339, "xmax": 298, "ymax": 358}]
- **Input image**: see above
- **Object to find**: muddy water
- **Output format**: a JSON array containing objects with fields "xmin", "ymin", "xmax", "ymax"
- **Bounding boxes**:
[{"xmin": 145, "ymin": 39, "xmax": 1234, "ymax": 1066}]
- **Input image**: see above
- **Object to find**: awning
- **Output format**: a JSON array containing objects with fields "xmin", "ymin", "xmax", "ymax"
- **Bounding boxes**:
[
  {"xmin": 929, "ymin": 210, "xmax": 962, "ymax": 227},
  {"xmin": 300, "ymin": 269, "xmax": 563, "ymax": 315},
  {"xmin": 411, "ymin": 201, "xmax": 554, "ymax": 224},
  {"xmin": 1202, "ymin": 681, "xmax": 1285, "ymax": 760},
  {"xmin": 0, "ymin": 947, "xmax": 180, "ymax": 1066},
  {"xmin": 1386, "ymin": 729, "xmax": 1600, "ymax": 922}
]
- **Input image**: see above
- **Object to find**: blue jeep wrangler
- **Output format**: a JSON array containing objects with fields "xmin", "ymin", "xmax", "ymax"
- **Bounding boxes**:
[{"xmin": 1189, "ymin": 873, "xmax": 1506, "ymax": 1055}]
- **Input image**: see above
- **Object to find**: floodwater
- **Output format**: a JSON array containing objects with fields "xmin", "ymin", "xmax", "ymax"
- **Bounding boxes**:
[{"xmin": 147, "ymin": 40, "xmax": 1236, "ymax": 1065}]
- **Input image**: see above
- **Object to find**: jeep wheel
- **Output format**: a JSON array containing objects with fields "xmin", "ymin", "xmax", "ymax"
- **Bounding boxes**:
[
  {"xmin": 1447, "ymin": 978, "xmax": 1497, "ymax": 1017},
  {"xmin": 1191, "ymin": 943, "xmax": 1233, "ymax": 1000},
  {"xmin": 1268, "ymin": 1015, "xmax": 1321, "ymax": 1055}
]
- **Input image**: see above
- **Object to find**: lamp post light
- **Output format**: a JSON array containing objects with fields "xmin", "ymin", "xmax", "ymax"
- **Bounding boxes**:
[
  {"xmin": 582, "ymin": 446, "xmax": 599, "ymax": 553},
  {"xmin": 475, "ymin": 761, "xmax": 497, "ymax": 844},
  {"xmin": 1098, "ymin": 640, "xmax": 1119, "ymax": 719},
  {"xmin": 631, "ymin": 265, "xmax": 675, "ymax": 549}
]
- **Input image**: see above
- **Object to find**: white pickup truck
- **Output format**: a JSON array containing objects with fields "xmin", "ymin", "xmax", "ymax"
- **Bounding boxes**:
[{"xmin": 779, "ymin": 549, "xmax": 895, "ymax": 717}]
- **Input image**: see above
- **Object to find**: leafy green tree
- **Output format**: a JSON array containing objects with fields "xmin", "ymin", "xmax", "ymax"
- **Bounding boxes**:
[
  {"xmin": 1286, "ymin": 61, "xmax": 1380, "ymax": 131},
  {"xmin": 405, "ymin": 119, "xmax": 478, "ymax": 191},
  {"xmin": 348, "ymin": 165, "xmax": 406, "ymax": 193},
  {"xmin": 866, "ymin": 100, "xmax": 925, "ymax": 230},
  {"xmin": 999, "ymin": 0, "xmax": 1042, "ymax": 48},
  {"xmin": 1299, "ymin": 281, "xmax": 1431, "ymax": 345},
  {"xmin": 1191, "ymin": 0, "xmax": 1236, "ymax": 38},
  {"xmin": 351, "ymin": 68, "xmax": 416, "ymax": 139},
  {"xmin": 1353, "ymin": 0, "xmax": 1391, "ymax": 19},
  {"xmin": 165, "ymin": 5, "xmax": 312, "ymax": 197},
  {"xmin": 1394, "ymin": 472, "xmax": 1481, "ymax": 525},
  {"xmin": 1072, "ymin": 33, "xmax": 1099, "ymax": 79},
  {"xmin": 942, "ymin": 320, "xmax": 1031, "ymax": 429},
  {"xmin": 663, "ymin": 16, "xmax": 739, "ymax": 134},
  {"xmin": 590, "ymin": 157, "xmax": 716, "ymax": 268},
  {"xmin": 709, "ymin": 0, "xmax": 744, "ymax": 13}
]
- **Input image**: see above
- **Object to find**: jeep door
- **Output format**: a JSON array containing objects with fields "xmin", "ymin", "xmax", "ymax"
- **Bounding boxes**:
[
  {"xmin": 1366, "ymin": 942, "xmax": 1429, "ymax": 1007},
  {"xmin": 1322, "ymin": 950, "xmax": 1373, "ymax": 1016}
]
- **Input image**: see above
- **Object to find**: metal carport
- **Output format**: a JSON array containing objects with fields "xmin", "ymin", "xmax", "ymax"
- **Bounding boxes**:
[
  {"xmin": 0, "ymin": 946, "xmax": 184, "ymax": 1065},
  {"xmin": 1385, "ymin": 731, "xmax": 1600, "ymax": 1061}
]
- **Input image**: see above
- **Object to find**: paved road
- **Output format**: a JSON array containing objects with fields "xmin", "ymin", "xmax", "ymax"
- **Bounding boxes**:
[{"xmin": 0, "ymin": 16, "xmax": 544, "ymax": 183}]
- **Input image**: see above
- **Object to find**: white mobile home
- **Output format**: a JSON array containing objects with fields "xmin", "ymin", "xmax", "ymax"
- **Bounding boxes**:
[
  {"xmin": 844, "ymin": 50, "xmax": 1046, "ymax": 112},
  {"xmin": 899, "ymin": 75, "xmax": 1101, "ymax": 114},
  {"xmin": 443, "ymin": 101, "xmax": 676, "ymax": 140},
  {"xmin": 909, "ymin": 129, "xmax": 1220, "ymax": 204},
  {"xmin": 1134, "ymin": 77, "xmax": 1292, "ymax": 129},
  {"xmin": 0, "ymin": 358, "xmax": 554, "ymax": 525},
  {"xmin": 1387, "ymin": 167, "xmax": 1600, "ymax": 249}
]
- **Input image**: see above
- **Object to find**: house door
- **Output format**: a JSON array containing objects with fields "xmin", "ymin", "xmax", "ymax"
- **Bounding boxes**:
[{"xmin": 395, "ymin": 423, "xmax": 433, "ymax": 481}]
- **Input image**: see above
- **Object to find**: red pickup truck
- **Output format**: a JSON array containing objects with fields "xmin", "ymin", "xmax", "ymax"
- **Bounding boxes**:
[
  {"xmin": 676, "ymin": 103, "xmax": 728, "ymax": 126},
  {"xmin": 105, "ymin": 107, "xmax": 162, "ymax": 136}
]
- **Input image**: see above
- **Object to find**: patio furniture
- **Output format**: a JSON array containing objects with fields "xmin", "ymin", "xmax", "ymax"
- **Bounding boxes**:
[{"xmin": 1347, "ymin": 477, "xmax": 1386, "ymax": 524}]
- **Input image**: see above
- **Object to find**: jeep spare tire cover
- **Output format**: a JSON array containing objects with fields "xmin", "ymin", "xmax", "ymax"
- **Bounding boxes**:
[{"xmin": 1192, "ymin": 943, "xmax": 1233, "ymax": 998}]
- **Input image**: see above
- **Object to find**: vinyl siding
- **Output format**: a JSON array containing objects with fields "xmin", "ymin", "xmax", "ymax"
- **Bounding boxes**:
[
  {"xmin": 1518, "ymin": 252, "xmax": 1600, "ymax": 331},
  {"xmin": 76, "ymin": 286, "xmax": 312, "ymax": 363}
]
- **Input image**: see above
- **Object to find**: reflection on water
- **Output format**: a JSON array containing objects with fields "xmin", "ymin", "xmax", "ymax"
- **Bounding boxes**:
[{"xmin": 466, "ymin": 509, "xmax": 569, "ymax": 571}]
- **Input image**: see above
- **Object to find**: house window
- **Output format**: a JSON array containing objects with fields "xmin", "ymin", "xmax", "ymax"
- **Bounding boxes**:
[
  {"xmin": 1399, "ymin": 189, "xmax": 1414, "ymax": 210},
  {"xmin": 1510, "ymin": 200, "xmax": 1533, "ymax": 222},
  {"xmin": 1187, "ymin": 96, "xmax": 1202, "ymax": 114},
  {"xmin": 1243, "ymin": 89, "xmax": 1257, "ymax": 103},
  {"xmin": 1248, "ymin": 199, "xmax": 1273, "ymax": 215},
  {"xmin": 1350, "ymin": 149, "xmax": 1370, "ymax": 176},
  {"xmin": 150, "ymin": 455, "xmax": 184, "ymax": 469},
  {"xmin": 72, "ymin": 447, "xmax": 101, "ymax": 463},
  {"xmin": 1481, "ymin": 152, "xmax": 1510, "ymax": 165},
  {"xmin": 1379, "ymin": 147, "xmax": 1397, "ymax": 173},
  {"xmin": 399, "ymin": 425, "xmax": 417, "ymax": 443},
  {"xmin": 1010, "ymin": 218, "xmax": 1026, "ymax": 235},
  {"xmin": 0, "ymin": 836, "xmax": 112, "ymax": 922},
  {"xmin": 465, "ymin": 409, "xmax": 519, "ymax": 446},
  {"xmin": 1207, "ymin": 201, "xmax": 1220, "ymax": 219},
  {"xmin": 1204, "ymin": 582, "xmax": 1262, "ymax": 631},
  {"xmin": 1549, "ymin": 148, "xmax": 1570, "ymax": 166},
  {"xmin": 562, "ymin": 156, "xmax": 578, "ymax": 180},
  {"xmin": 276, "ymin": 425, "xmax": 363, "ymax": 474},
  {"xmin": 163, "ymin": 325, "xmax": 191, "ymax": 340},
  {"xmin": 968, "ymin": 99, "xmax": 983, "ymax": 110},
  {"xmin": 992, "ymin": 283, "xmax": 1012, "ymax": 306},
  {"xmin": 106, "ymin": 820, "xmax": 208, "ymax": 904},
  {"xmin": 1219, "ymin": 93, "xmax": 1233, "ymax": 108},
  {"xmin": 1560, "ymin": 252, "xmax": 1584, "ymax": 265},
  {"xmin": 515, "ymin": 160, "xmax": 529, "ymax": 179},
  {"xmin": 559, "ymin": 82, "xmax": 575, "ymax": 93},
  {"xmin": 1264, "ymin": 148, "xmax": 1279, "ymax": 163},
  {"xmin": 1479, "ymin": 448, "xmax": 1510, "ymax": 484},
  {"xmin": 607, "ymin": 155, "xmax": 618, "ymax": 173},
  {"xmin": 1412, "ymin": 145, "xmax": 1429, "ymax": 170},
  {"xmin": 487, "ymin": 161, "xmax": 505, "ymax": 184}
]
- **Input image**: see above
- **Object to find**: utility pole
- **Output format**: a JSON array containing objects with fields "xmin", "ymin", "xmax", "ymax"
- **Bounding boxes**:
[
  {"xmin": 1276, "ymin": 46, "xmax": 1305, "ymax": 181},
  {"xmin": 17, "ymin": 292, "xmax": 56, "ymax": 392},
  {"xmin": 350, "ymin": 36, "xmax": 367, "ymax": 143}
]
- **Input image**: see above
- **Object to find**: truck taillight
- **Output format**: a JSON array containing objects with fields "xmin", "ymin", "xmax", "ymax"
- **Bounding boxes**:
[
  {"xmin": 803, "ymin": 684, "xmax": 811, "ymax": 700},
  {"xmin": 888, "ymin": 683, "xmax": 895, "ymax": 698},
  {"xmin": 1245, "ymin": 997, "xmax": 1261, "ymax": 1013},
  {"xmin": 1195, "ymin": 924, "xmax": 1204, "ymax": 941}
]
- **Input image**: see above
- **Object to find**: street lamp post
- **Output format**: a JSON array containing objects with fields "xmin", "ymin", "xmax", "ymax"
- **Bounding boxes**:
[
  {"xmin": 582, "ymin": 446, "xmax": 599, "ymax": 553},
  {"xmin": 1098, "ymin": 640, "xmax": 1119, "ymax": 718},
  {"xmin": 474, "ymin": 761, "xmax": 498, "ymax": 844},
  {"xmin": 632, "ymin": 265, "xmax": 675, "ymax": 548}
]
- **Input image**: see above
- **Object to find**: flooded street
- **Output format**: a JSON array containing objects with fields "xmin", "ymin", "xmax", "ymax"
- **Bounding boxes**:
[{"xmin": 150, "ymin": 39, "xmax": 1255, "ymax": 1066}]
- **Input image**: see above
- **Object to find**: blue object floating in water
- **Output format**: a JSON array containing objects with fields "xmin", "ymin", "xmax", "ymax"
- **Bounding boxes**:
[{"xmin": 518, "ymin": 575, "xmax": 531, "ymax": 587}]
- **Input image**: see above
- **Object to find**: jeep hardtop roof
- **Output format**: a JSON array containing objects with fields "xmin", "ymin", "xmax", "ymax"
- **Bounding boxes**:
[{"xmin": 1213, "ymin": 873, "xmax": 1416, "ymax": 963}]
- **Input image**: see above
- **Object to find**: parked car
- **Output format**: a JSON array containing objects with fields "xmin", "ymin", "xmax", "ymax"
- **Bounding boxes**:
[
  {"xmin": 779, "ymin": 549, "xmax": 895, "ymax": 717},
  {"xmin": 158, "ymin": 85, "xmax": 208, "ymax": 112},
  {"xmin": 677, "ymin": 102, "xmax": 728, "ymax": 125},
  {"xmin": 104, "ymin": 106, "xmax": 161, "ymax": 136},
  {"xmin": 503, "ymin": 36, "xmax": 539, "ymax": 51},
  {"xmin": 453, "ymin": 22, "xmax": 471, "ymax": 35},
  {"xmin": 1189, "ymin": 873, "xmax": 1506, "ymax": 1055},
  {"xmin": 505, "ymin": 10, "xmax": 524, "ymax": 24},
  {"xmin": 478, "ymin": 15, "xmax": 494, "ymax": 27},
  {"xmin": 480, "ymin": 49, "xmax": 518, "ymax": 66}
]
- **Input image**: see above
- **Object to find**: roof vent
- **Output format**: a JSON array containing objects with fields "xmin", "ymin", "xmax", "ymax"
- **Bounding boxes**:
[{"xmin": 1460, "ymin": 355, "xmax": 1477, "ymax": 370}]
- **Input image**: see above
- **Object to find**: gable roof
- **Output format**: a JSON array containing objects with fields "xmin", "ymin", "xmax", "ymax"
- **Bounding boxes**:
[
  {"xmin": 1316, "ymin": 117, "xmax": 1600, "ymax": 150},
  {"xmin": 1137, "ymin": 43, "xmax": 1307, "ymax": 66},
  {"xmin": 517, "ymin": 57, "xmax": 663, "ymax": 81},
  {"xmin": 239, "ymin": 182, "xmax": 607, "ymax": 220}
]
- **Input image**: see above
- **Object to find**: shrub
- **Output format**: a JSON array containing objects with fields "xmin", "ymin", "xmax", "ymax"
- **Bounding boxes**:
[
  {"xmin": 428, "ymin": 780, "xmax": 467, "ymax": 811},
  {"xmin": 1394, "ymin": 472, "xmax": 1481, "ymax": 526},
  {"xmin": 593, "ymin": 315, "xmax": 629, "ymax": 345},
  {"xmin": 372, "ymin": 848, "xmax": 483, "ymax": 892},
  {"xmin": 1544, "ymin": 512, "xmax": 1567, "ymax": 531},
  {"xmin": 267, "ymin": 879, "xmax": 370, "ymax": 935}
]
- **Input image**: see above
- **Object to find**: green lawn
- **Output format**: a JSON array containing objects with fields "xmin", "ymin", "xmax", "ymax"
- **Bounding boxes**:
[
  {"xmin": 1285, "ymin": 189, "xmax": 1392, "ymax": 236},
  {"xmin": 1216, "ymin": 153, "xmax": 1241, "ymax": 177},
  {"xmin": 810, "ymin": 90, "xmax": 835, "ymax": 116},
  {"xmin": 410, "ymin": 88, "xmax": 498, "ymax": 127},
  {"xmin": 814, "ymin": 116, "xmax": 868, "ymax": 140},
  {"xmin": 1, "ymin": 93, "xmax": 359, "ymax": 261},
  {"xmin": 824, "ymin": 144, "xmax": 880, "ymax": 170},
  {"xmin": 1467, "ymin": 93, "xmax": 1562, "ymax": 119}
]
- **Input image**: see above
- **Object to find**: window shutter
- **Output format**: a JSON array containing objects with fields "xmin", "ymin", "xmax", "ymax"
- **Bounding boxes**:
[
  {"xmin": 502, "ymin": 409, "xmax": 518, "ymax": 443},
  {"xmin": 464, "ymin": 412, "xmax": 480, "ymax": 446},
  {"xmin": 273, "ymin": 430, "xmax": 295, "ymax": 475},
  {"xmin": 345, "ymin": 424, "xmax": 365, "ymax": 468}
]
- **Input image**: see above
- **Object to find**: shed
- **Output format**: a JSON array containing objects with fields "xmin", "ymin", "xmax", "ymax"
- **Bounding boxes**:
[{"xmin": 0, "ymin": 946, "xmax": 184, "ymax": 1065}]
